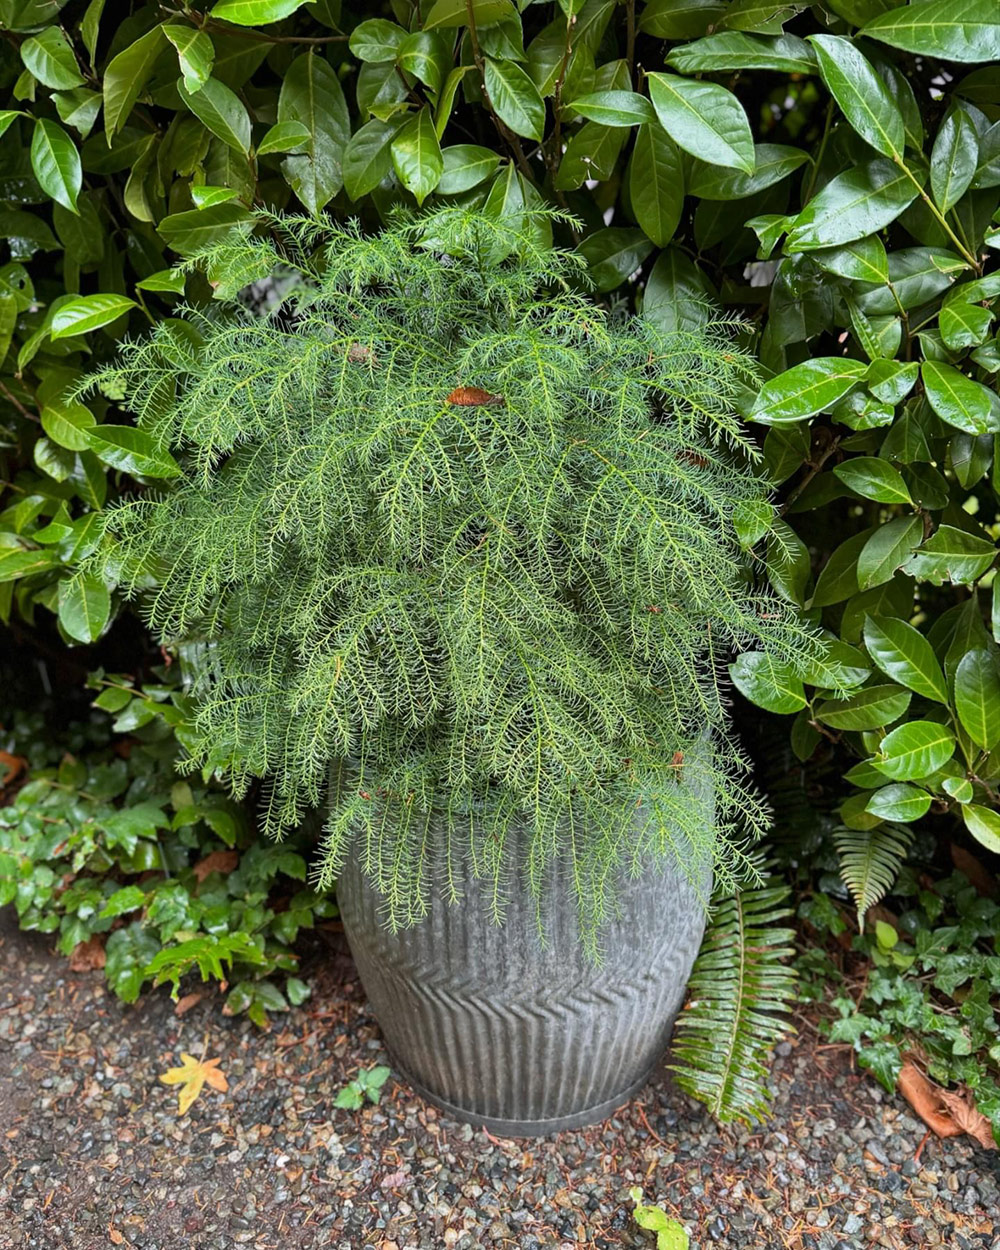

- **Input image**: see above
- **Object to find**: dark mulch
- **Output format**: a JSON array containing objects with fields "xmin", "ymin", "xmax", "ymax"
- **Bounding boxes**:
[{"xmin": 1, "ymin": 910, "xmax": 997, "ymax": 1250}]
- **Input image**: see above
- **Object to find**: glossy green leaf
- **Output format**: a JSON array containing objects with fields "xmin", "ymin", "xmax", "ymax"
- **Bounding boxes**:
[
  {"xmin": 21, "ymin": 27, "xmax": 85, "ymax": 91},
  {"xmin": 135, "ymin": 269, "xmax": 186, "ymax": 294},
  {"xmin": 31, "ymin": 119, "xmax": 81, "ymax": 214},
  {"xmin": 785, "ymin": 158, "xmax": 921, "ymax": 252},
  {"xmin": 103, "ymin": 27, "xmax": 165, "ymax": 139},
  {"xmin": 833, "ymin": 457, "xmax": 911, "ymax": 504},
  {"xmin": 256, "ymin": 121, "xmax": 310, "ymax": 156},
  {"xmin": 484, "ymin": 58, "xmax": 545, "ymax": 141},
  {"xmin": 278, "ymin": 52, "xmax": 350, "ymax": 213},
  {"xmin": 766, "ymin": 517, "xmax": 810, "ymax": 605},
  {"xmin": 861, "ymin": 0, "xmax": 1000, "ymax": 64},
  {"xmin": 211, "ymin": 0, "xmax": 307, "ymax": 21},
  {"xmin": 190, "ymin": 186, "xmax": 237, "ymax": 209},
  {"xmin": 667, "ymin": 31, "xmax": 815, "ymax": 73},
  {"xmin": 903, "ymin": 524, "xmax": 996, "ymax": 585},
  {"xmin": 639, "ymin": 0, "xmax": 726, "ymax": 38},
  {"xmin": 86, "ymin": 426, "xmax": 182, "ymax": 479},
  {"xmin": 954, "ymin": 648, "xmax": 1000, "ymax": 749},
  {"xmin": 58, "ymin": 573, "xmax": 111, "ymax": 644},
  {"xmin": 962, "ymin": 804, "xmax": 1000, "ymax": 854},
  {"xmin": 349, "ymin": 19, "xmax": 408, "ymax": 62},
  {"xmin": 811, "ymin": 527, "xmax": 875, "ymax": 607},
  {"xmin": 577, "ymin": 228, "xmax": 654, "ymax": 293},
  {"xmin": 163, "ymin": 26, "xmax": 214, "ymax": 94},
  {"xmin": 863, "ymin": 615, "xmax": 948, "ymax": 702},
  {"xmin": 729, "ymin": 650, "xmax": 807, "ymax": 713},
  {"xmin": 865, "ymin": 783, "xmax": 932, "ymax": 822},
  {"xmin": 722, "ymin": 0, "xmax": 806, "ymax": 33},
  {"xmin": 51, "ymin": 294, "xmax": 136, "ymax": 339},
  {"xmin": 857, "ymin": 516, "xmax": 923, "ymax": 590},
  {"xmin": 816, "ymin": 684, "xmax": 912, "ymax": 730},
  {"xmin": 930, "ymin": 108, "xmax": 978, "ymax": 212},
  {"xmin": 647, "ymin": 72, "xmax": 754, "ymax": 174},
  {"xmin": 423, "ymin": 0, "xmax": 517, "ymax": 27},
  {"xmin": 40, "ymin": 402, "xmax": 96, "ymax": 451},
  {"xmin": 629, "ymin": 123, "xmax": 683, "ymax": 247},
  {"xmin": 642, "ymin": 247, "xmax": 715, "ymax": 332},
  {"xmin": 873, "ymin": 721, "xmax": 956, "ymax": 781},
  {"xmin": 689, "ymin": 143, "xmax": 808, "ymax": 201},
  {"xmin": 437, "ymin": 145, "xmax": 501, "ymax": 195},
  {"xmin": 399, "ymin": 32, "xmax": 451, "ymax": 95},
  {"xmin": 568, "ymin": 91, "xmax": 655, "ymax": 127},
  {"xmin": 343, "ymin": 119, "xmax": 399, "ymax": 199},
  {"xmin": 943, "ymin": 775, "xmax": 973, "ymax": 804},
  {"xmin": 939, "ymin": 298, "xmax": 993, "ymax": 352},
  {"xmin": 813, "ymin": 236, "xmax": 889, "ymax": 285},
  {"xmin": 178, "ymin": 78, "xmax": 251, "ymax": 155},
  {"xmin": 921, "ymin": 361, "xmax": 998, "ymax": 436},
  {"xmin": 808, "ymin": 35, "xmax": 904, "ymax": 159},
  {"xmin": 391, "ymin": 108, "xmax": 443, "ymax": 206},
  {"xmin": 748, "ymin": 358, "xmax": 867, "ymax": 425}
]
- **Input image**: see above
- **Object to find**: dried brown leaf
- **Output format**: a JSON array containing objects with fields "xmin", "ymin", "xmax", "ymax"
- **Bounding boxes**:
[
  {"xmin": 898, "ymin": 1061, "xmax": 996, "ymax": 1149},
  {"xmin": 69, "ymin": 936, "xmax": 107, "ymax": 972},
  {"xmin": 192, "ymin": 850, "xmax": 238, "ymax": 883}
]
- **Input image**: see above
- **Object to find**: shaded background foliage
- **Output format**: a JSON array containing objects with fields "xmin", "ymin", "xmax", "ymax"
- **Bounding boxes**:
[{"xmin": 0, "ymin": 0, "xmax": 998, "ymax": 1076}]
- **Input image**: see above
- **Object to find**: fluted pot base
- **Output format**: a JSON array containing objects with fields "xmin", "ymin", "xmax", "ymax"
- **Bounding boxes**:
[
  {"xmin": 337, "ymin": 801, "xmax": 713, "ymax": 1137},
  {"xmin": 387, "ymin": 1050, "xmax": 660, "ymax": 1136}
]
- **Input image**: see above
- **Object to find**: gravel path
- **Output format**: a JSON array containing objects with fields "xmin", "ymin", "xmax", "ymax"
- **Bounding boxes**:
[{"xmin": 1, "ymin": 910, "xmax": 997, "ymax": 1250}]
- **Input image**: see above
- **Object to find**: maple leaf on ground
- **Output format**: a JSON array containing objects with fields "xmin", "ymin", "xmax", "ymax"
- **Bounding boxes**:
[{"xmin": 159, "ymin": 1053, "xmax": 229, "ymax": 1116}]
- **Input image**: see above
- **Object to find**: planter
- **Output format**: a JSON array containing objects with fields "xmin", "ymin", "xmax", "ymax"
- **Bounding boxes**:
[{"xmin": 337, "ymin": 789, "xmax": 713, "ymax": 1137}]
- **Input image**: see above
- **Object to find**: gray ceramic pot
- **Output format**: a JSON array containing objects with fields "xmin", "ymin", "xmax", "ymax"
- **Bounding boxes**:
[{"xmin": 337, "ymin": 791, "xmax": 713, "ymax": 1137}]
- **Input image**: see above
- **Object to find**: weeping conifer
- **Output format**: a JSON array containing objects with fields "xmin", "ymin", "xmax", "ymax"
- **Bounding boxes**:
[{"xmin": 81, "ymin": 208, "xmax": 818, "ymax": 952}]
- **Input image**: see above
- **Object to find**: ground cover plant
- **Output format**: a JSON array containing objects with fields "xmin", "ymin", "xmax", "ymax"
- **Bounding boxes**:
[
  {"xmin": 0, "ymin": 0, "xmax": 997, "ymax": 1124},
  {"xmin": 0, "ymin": 673, "xmax": 336, "ymax": 1025}
]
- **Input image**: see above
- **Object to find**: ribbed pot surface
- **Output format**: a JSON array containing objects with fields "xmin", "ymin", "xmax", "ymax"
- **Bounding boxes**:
[{"xmin": 337, "ymin": 797, "xmax": 712, "ymax": 1136}]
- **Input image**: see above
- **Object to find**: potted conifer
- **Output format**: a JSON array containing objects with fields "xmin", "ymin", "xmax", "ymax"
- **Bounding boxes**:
[{"xmin": 84, "ymin": 209, "xmax": 813, "ymax": 1134}]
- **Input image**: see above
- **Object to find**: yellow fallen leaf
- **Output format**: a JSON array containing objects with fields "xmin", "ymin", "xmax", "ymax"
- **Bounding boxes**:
[{"xmin": 159, "ymin": 1052, "xmax": 228, "ymax": 1116}]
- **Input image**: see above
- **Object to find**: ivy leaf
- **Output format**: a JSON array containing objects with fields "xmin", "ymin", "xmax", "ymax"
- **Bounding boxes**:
[
  {"xmin": 278, "ymin": 52, "xmax": 350, "ymax": 213},
  {"xmin": 159, "ymin": 1052, "xmax": 229, "ymax": 1116},
  {"xmin": 51, "ymin": 294, "xmax": 136, "ymax": 339},
  {"xmin": 748, "ymin": 358, "xmax": 867, "ymax": 425},
  {"xmin": 58, "ymin": 573, "xmax": 111, "ymax": 643},
  {"xmin": 863, "ymin": 615, "xmax": 949, "ymax": 703},
  {"xmin": 647, "ymin": 72, "xmax": 754, "ymax": 173},
  {"xmin": 808, "ymin": 34, "xmax": 904, "ymax": 160},
  {"xmin": 833, "ymin": 457, "xmax": 911, "ymax": 504},
  {"xmin": 873, "ymin": 721, "xmax": 956, "ymax": 781},
  {"xmin": 390, "ymin": 107, "xmax": 443, "ymax": 206},
  {"xmin": 30, "ymin": 120, "xmax": 81, "ymax": 214},
  {"xmin": 785, "ymin": 158, "xmax": 921, "ymax": 252},
  {"xmin": 921, "ymin": 361, "xmax": 999, "ymax": 436},
  {"xmin": 861, "ymin": 0, "xmax": 1000, "ymax": 64},
  {"xmin": 163, "ymin": 26, "xmax": 215, "ymax": 94},
  {"xmin": 954, "ymin": 649, "xmax": 1000, "ymax": 750},
  {"xmin": 484, "ymin": 58, "xmax": 545, "ymax": 141}
]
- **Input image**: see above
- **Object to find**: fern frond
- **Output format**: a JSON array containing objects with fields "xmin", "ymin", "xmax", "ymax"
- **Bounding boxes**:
[
  {"xmin": 834, "ymin": 824, "xmax": 913, "ymax": 928},
  {"xmin": 669, "ymin": 869, "xmax": 797, "ymax": 1124}
]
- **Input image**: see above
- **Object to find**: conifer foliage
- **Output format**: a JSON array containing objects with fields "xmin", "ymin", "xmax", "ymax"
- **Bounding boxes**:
[{"xmin": 83, "ymin": 209, "xmax": 813, "ymax": 945}]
